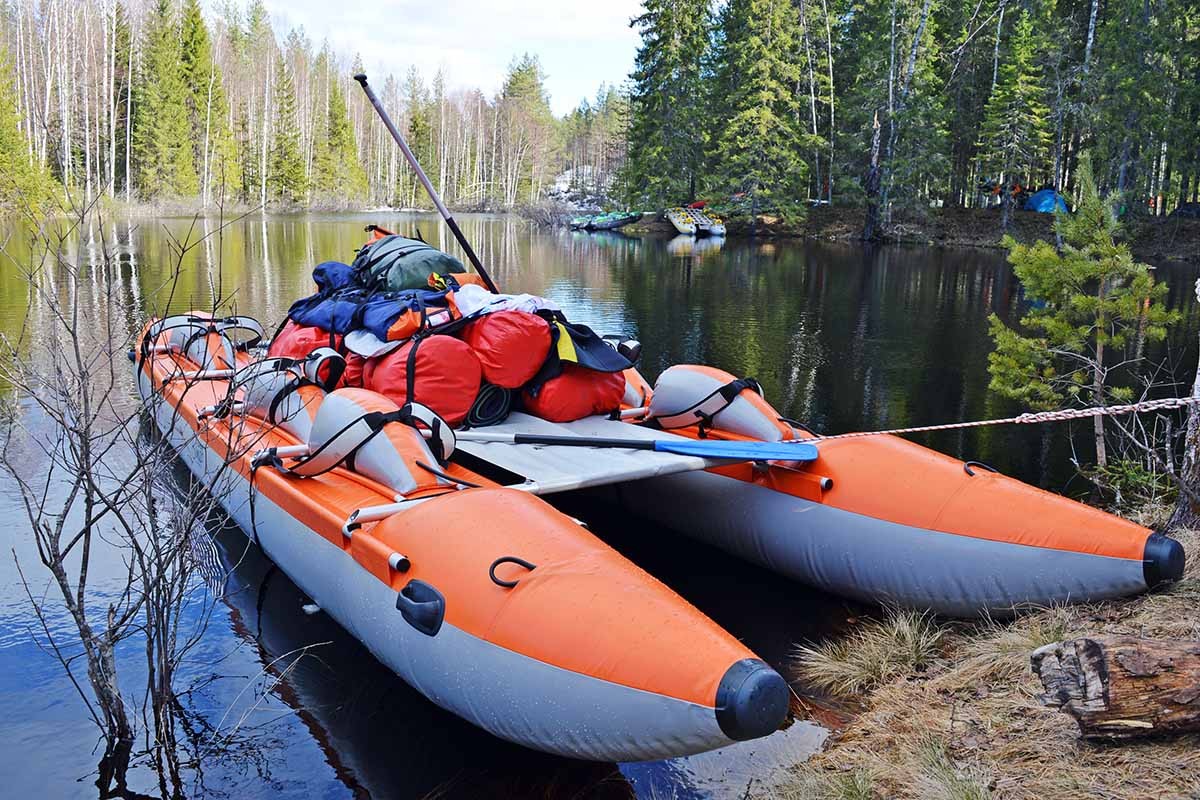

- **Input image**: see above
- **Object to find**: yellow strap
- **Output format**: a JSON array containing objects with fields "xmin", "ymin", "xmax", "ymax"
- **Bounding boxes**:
[{"xmin": 554, "ymin": 321, "xmax": 578, "ymax": 363}]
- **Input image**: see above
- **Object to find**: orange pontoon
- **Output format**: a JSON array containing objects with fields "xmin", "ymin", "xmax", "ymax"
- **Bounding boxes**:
[{"xmin": 135, "ymin": 315, "xmax": 790, "ymax": 761}]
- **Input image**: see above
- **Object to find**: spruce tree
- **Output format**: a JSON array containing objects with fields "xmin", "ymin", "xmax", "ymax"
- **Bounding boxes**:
[
  {"xmin": 0, "ymin": 46, "xmax": 55, "ymax": 211},
  {"xmin": 975, "ymin": 10, "xmax": 1053, "ymax": 224},
  {"xmin": 267, "ymin": 56, "xmax": 306, "ymax": 204},
  {"xmin": 709, "ymin": 0, "xmax": 812, "ymax": 210},
  {"xmin": 180, "ymin": 0, "xmax": 234, "ymax": 202},
  {"xmin": 622, "ymin": 0, "xmax": 712, "ymax": 206},
  {"xmin": 132, "ymin": 0, "xmax": 198, "ymax": 199},
  {"xmin": 313, "ymin": 68, "xmax": 368, "ymax": 204}
]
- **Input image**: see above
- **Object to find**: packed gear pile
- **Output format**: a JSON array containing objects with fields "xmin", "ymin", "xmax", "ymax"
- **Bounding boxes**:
[{"xmin": 266, "ymin": 226, "xmax": 637, "ymax": 428}]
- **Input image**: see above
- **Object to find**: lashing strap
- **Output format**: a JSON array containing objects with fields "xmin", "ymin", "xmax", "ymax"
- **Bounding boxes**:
[
  {"xmin": 646, "ymin": 376, "xmax": 763, "ymax": 435},
  {"xmin": 140, "ymin": 314, "xmax": 266, "ymax": 367},
  {"xmin": 254, "ymin": 402, "xmax": 455, "ymax": 480}
]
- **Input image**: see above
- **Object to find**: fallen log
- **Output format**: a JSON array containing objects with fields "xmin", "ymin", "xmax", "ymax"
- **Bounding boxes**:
[{"xmin": 1031, "ymin": 636, "xmax": 1200, "ymax": 739}]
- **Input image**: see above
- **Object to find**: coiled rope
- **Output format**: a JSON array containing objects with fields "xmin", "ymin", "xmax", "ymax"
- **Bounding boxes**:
[{"xmin": 808, "ymin": 395, "xmax": 1200, "ymax": 441}]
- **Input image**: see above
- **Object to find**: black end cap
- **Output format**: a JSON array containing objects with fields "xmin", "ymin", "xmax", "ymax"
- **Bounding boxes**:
[
  {"xmin": 715, "ymin": 658, "xmax": 789, "ymax": 741},
  {"xmin": 353, "ymin": 73, "xmax": 368, "ymax": 86},
  {"xmin": 1144, "ymin": 531, "xmax": 1185, "ymax": 588}
]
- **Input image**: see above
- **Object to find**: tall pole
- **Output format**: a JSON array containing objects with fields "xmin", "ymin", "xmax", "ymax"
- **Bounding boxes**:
[{"xmin": 353, "ymin": 73, "xmax": 498, "ymax": 293}]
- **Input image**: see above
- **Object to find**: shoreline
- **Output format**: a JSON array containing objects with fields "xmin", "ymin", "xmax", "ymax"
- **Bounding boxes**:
[{"xmin": 625, "ymin": 206, "xmax": 1200, "ymax": 264}]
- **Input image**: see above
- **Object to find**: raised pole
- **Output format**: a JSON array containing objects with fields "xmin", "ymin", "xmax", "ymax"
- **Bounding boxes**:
[{"xmin": 353, "ymin": 73, "xmax": 498, "ymax": 293}]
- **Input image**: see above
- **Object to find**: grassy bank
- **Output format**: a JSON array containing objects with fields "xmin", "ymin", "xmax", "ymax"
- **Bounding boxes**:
[{"xmin": 784, "ymin": 522, "xmax": 1200, "ymax": 799}]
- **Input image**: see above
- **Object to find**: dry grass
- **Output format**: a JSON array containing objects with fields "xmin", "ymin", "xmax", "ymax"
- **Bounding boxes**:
[
  {"xmin": 793, "ymin": 608, "xmax": 945, "ymax": 696},
  {"xmin": 786, "ymin": 530, "xmax": 1200, "ymax": 800}
]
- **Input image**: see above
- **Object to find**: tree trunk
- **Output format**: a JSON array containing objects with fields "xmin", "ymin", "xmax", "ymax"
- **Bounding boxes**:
[
  {"xmin": 863, "ymin": 110, "xmax": 882, "ymax": 240},
  {"xmin": 1170, "ymin": 278, "xmax": 1200, "ymax": 529},
  {"xmin": 1033, "ymin": 636, "xmax": 1200, "ymax": 740}
]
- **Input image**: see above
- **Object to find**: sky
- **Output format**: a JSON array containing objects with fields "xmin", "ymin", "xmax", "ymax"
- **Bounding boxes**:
[{"xmin": 255, "ymin": 0, "xmax": 644, "ymax": 117}]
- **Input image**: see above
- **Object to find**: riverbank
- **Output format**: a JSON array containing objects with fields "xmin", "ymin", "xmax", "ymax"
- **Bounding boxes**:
[
  {"xmin": 785, "ymin": 515, "xmax": 1199, "ymax": 799},
  {"xmin": 626, "ymin": 206, "xmax": 1200, "ymax": 264}
]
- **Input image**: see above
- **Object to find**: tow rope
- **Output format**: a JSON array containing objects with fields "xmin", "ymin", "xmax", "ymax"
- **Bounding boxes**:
[{"xmin": 805, "ymin": 395, "xmax": 1200, "ymax": 441}]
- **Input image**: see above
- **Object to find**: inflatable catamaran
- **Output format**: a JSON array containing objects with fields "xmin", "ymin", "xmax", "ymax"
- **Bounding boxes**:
[{"xmin": 136, "ymin": 73, "xmax": 1182, "ymax": 758}]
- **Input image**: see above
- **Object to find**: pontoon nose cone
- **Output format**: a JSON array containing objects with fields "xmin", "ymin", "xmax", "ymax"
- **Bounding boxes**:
[
  {"xmin": 715, "ymin": 658, "xmax": 789, "ymax": 741},
  {"xmin": 1144, "ymin": 532, "xmax": 1185, "ymax": 588}
]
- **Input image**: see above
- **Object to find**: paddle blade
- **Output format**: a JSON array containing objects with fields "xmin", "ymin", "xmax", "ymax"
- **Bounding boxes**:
[{"xmin": 653, "ymin": 439, "xmax": 819, "ymax": 462}]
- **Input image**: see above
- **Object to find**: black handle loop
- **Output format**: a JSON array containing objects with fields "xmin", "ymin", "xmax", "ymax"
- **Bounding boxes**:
[
  {"xmin": 964, "ymin": 460, "xmax": 999, "ymax": 476},
  {"xmin": 489, "ymin": 556, "xmax": 537, "ymax": 588}
]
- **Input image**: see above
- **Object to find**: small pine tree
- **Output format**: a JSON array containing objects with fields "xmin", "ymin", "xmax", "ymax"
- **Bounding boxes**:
[
  {"xmin": 133, "ymin": 0, "xmax": 198, "ymax": 199},
  {"xmin": 0, "ymin": 46, "xmax": 55, "ymax": 211},
  {"xmin": 267, "ymin": 56, "xmax": 307, "ymax": 204},
  {"xmin": 710, "ymin": 0, "xmax": 814, "ymax": 212},
  {"xmin": 975, "ymin": 10, "xmax": 1053, "ymax": 225},
  {"xmin": 987, "ymin": 159, "xmax": 1178, "ymax": 467}
]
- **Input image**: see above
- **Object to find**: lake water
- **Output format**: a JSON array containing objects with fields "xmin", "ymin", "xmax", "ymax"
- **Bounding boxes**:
[{"xmin": 1, "ymin": 213, "xmax": 1197, "ymax": 798}]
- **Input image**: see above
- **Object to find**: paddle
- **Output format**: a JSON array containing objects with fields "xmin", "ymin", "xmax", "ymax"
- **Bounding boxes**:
[
  {"xmin": 354, "ymin": 73, "xmax": 498, "ymax": 294},
  {"xmin": 454, "ymin": 431, "xmax": 819, "ymax": 462}
]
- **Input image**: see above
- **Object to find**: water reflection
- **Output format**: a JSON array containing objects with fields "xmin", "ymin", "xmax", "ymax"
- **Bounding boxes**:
[{"xmin": 3, "ymin": 212, "xmax": 1200, "ymax": 798}]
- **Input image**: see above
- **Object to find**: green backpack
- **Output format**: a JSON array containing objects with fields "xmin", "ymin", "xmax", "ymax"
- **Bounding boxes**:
[{"xmin": 352, "ymin": 234, "xmax": 466, "ymax": 292}]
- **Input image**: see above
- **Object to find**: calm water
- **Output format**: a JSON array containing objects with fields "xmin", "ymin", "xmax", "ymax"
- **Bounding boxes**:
[{"xmin": 2, "ymin": 213, "xmax": 1198, "ymax": 798}]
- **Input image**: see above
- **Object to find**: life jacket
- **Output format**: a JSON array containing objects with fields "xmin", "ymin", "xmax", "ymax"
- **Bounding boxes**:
[
  {"xmin": 522, "ymin": 363, "xmax": 626, "ymax": 423},
  {"xmin": 352, "ymin": 234, "xmax": 467, "ymax": 293},
  {"xmin": 357, "ymin": 287, "xmax": 461, "ymax": 343},
  {"xmin": 646, "ymin": 365, "xmax": 795, "ymax": 441},
  {"xmin": 287, "ymin": 287, "xmax": 369, "ymax": 335},
  {"xmin": 363, "ymin": 335, "xmax": 482, "ymax": 427},
  {"xmin": 260, "ymin": 388, "xmax": 456, "ymax": 499},
  {"xmin": 460, "ymin": 310, "xmax": 551, "ymax": 389}
]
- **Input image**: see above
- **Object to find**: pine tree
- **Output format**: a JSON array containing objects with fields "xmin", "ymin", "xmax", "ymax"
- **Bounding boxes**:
[
  {"xmin": 987, "ymin": 158, "xmax": 1177, "ymax": 467},
  {"xmin": 267, "ymin": 55, "xmax": 306, "ymax": 204},
  {"xmin": 132, "ymin": 0, "xmax": 199, "ymax": 199},
  {"xmin": 622, "ymin": 0, "xmax": 712, "ymax": 206},
  {"xmin": 975, "ymin": 10, "xmax": 1053, "ymax": 224},
  {"xmin": 180, "ymin": 0, "xmax": 234, "ymax": 203},
  {"xmin": 709, "ymin": 0, "xmax": 812, "ymax": 210},
  {"xmin": 0, "ymin": 46, "xmax": 55, "ymax": 211},
  {"xmin": 312, "ymin": 66, "xmax": 368, "ymax": 204}
]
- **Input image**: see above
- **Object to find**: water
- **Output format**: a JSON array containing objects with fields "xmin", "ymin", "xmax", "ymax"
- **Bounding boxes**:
[{"xmin": 1, "ymin": 213, "xmax": 1197, "ymax": 798}]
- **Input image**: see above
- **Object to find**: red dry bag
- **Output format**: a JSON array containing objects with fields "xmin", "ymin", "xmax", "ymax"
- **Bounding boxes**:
[
  {"xmin": 268, "ymin": 320, "xmax": 341, "ymax": 360},
  {"xmin": 461, "ymin": 311, "xmax": 551, "ymax": 389},
  {"xmin": 522, "ymin": 364, "xmax": 626, "ymax": 423},
  {"xmin": 363, "ymin": 335, "xmax": 482, "ymax": 426}
]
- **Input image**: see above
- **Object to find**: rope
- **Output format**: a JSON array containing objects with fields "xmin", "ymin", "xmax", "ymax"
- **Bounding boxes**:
[{"xmin": 808, "ymin": 395, "xmax": 1200, "ymax": 441}]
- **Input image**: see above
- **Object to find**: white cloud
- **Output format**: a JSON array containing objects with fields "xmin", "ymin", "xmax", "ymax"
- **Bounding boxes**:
[{"xmin": 241, "ymin": 0, "xmax": 643, "ymax": 115}]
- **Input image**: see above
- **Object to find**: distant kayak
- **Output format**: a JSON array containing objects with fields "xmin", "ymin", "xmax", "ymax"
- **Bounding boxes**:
[{"xmin": 587, "ymin": 211, "xmax": 642, "ymax": 231}]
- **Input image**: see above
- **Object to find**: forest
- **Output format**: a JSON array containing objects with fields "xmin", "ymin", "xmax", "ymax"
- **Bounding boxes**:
[
  {"xmin": 0, "ymin": 0, "xmax": 627, "ymax": 212},
  {"xmin": 1, "ymin": 0, "xmax": 1198, "ymax": 226}
]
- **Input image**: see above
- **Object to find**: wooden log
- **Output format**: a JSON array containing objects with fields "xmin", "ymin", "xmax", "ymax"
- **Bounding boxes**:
[{"xmin": 1031, "ymin": 636, "xmax": 1200, "ymax": 739}]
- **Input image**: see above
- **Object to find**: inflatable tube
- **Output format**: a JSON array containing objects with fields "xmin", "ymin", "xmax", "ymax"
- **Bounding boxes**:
[
  {"xmin": 135, "ymin": 318, "xmax": 789, "ymax": 760},
  {"xmin": 613, "ymin": 430, "xmax": 1183, "ymax": 617}
]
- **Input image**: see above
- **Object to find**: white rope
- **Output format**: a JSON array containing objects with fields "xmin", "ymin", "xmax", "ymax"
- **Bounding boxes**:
[{"xmin": 809, "ymin": 395, "xmax": 1200, "ymax": 441}]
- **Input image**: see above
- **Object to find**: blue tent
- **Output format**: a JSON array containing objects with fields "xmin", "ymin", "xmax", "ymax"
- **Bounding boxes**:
[{"xmin": 1024, "ymin": 188, "xmax": 1069, "ymax": 213}]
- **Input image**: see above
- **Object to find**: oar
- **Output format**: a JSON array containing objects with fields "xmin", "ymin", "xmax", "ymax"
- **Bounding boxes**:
[
  {"xmin": 454, "ymin": 431, "xmax": 819, "ymax": 462},
  {"xmin": 353, "ymin": 73, "xmax": 499, "ymax": 294}
]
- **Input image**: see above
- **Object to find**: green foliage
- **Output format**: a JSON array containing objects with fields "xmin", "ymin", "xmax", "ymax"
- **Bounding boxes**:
[
  {"xmin": 180, "ymin": 0, "xmax": 235, "ymax": 199},
  {"xmin": 621, "ymin": 0, "xmax": 712, "ymax": 206},
  {"xmin": 312, "ymin": 72, "xmax": 368, "ymax": 204},
  {"xmin": 975, "ymin": 10, "xmax": 1053, "ymax": 189},
  {"xmin": 133, "ymin": 0, "xmax": 199, "ymax": 198},
  {"xmin": 267, "ymin": 56, "xmax": 306, "ymax": 204},
  {"xmin": 0, "ymin": 47, "xmax": 56, "ymax": 211},
  {"xmin": 709, "ymin": 0, "xmax": 814, "ymax": 208},
  {"xmin": 988, "ymin": 159, "xmax": 1179, "ymax": 411}
]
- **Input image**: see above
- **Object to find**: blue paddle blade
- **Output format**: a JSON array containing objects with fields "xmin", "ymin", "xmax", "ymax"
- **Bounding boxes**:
[{"xmin": 652, "ymin": 439, "xmax": 819, "ymax": 462}]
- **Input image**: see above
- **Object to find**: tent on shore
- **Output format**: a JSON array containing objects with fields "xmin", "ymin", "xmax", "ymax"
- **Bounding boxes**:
[{"xmin": 1024, "ymin": 188, "xmax": 1069, "ymax": 213}]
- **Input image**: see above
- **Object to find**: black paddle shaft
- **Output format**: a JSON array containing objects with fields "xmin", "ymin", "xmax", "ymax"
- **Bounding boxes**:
[
  {"xmin": 510, "ymin": 433, "xmax": 658, "ymax": 450},
  {"xmin": 353, "ymin": 73, "xmax": 498, "ymax": 293}
]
